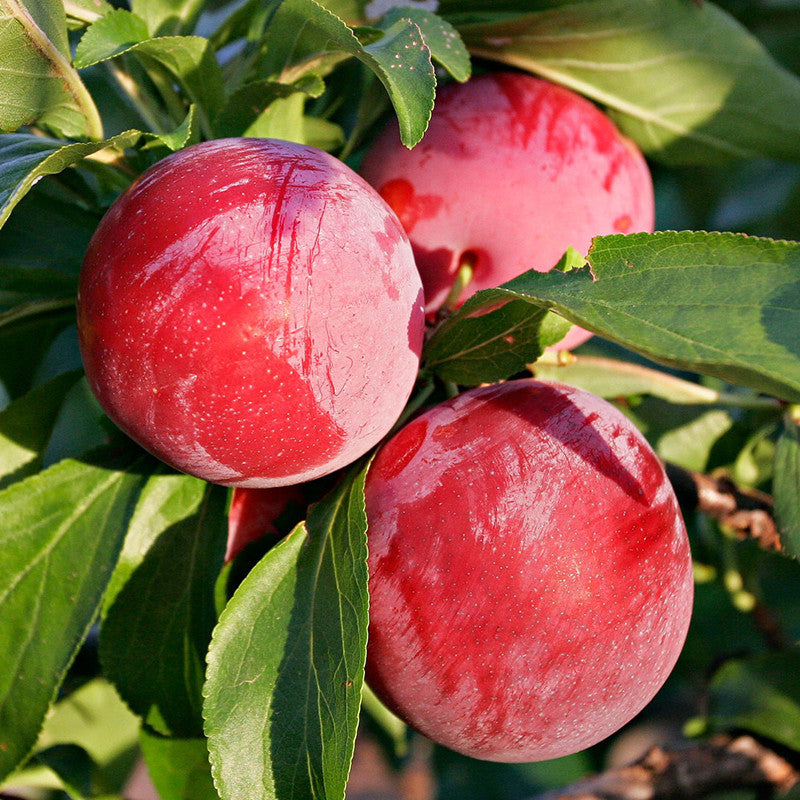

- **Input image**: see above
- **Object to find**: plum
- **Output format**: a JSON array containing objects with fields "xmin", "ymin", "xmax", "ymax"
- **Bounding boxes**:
[
  {"xmin": 78, "ymin": 138, "xmax": 425, "ymax": 486},
  {"xmin": 360, "ymin": 72, "xmax": 655, "ymax": 349},
  {"xmin": 364, "ymin": 378, "xmax": 693, "ymax": 761}
]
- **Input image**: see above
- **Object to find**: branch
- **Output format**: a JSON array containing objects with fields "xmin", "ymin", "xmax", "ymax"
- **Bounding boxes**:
[
  {"xmin": 665, "ymin": 463, "xmax": 781, "ymax": 551},
  {"xmin": 530, "ymin": 735, "xmax": 798, "ymax": 800}
]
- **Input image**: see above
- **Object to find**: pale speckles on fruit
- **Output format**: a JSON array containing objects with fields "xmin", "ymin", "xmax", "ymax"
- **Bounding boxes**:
[
  {"xmin": 78, "ymin": 137, "xmax": 425, "ymax": 487},
  {"xmin": 364, "ymin": 379, "xmax": 693, "ymax": 762}
]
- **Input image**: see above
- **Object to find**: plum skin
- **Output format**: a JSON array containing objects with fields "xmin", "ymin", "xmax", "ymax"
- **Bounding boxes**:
[
  {"xmin": 225, "ymin": 486, "xmax": 305, "ymax": 562},
  {"xmin": 77, "ymin": 137, "xmax": 425, "ymax": 487},
  {"xmin": 363, "ymin": 379, "xmax": 693, "ymax": 762},
  {"xmin": 360, "ymin": 72, "xmax": 655, "ymax": 349}
]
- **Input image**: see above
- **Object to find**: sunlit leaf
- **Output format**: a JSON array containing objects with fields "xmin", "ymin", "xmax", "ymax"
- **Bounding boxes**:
[
  {"xmin": 429, "ymin": 232, "xmax": 800, "ymax": 401},
  {"xmin": 204, "ymin": 462, "xmax": 369, "ymax": 800},
  {"xmin": 0, "ymin": 0, "xmax": 102, "ymax": 138},
  {"xmin": 454, "ymin": 0, "xmax": 800, "ymax": 164},
  {"xmin": 0, "ymin": 447, "xmax": 151, "ymax": 782}
]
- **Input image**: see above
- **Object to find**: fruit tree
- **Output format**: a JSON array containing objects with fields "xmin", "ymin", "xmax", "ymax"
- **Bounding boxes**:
[{"xmin": 1, "ymin": 1, "xmax": 800, "ymax": 800}]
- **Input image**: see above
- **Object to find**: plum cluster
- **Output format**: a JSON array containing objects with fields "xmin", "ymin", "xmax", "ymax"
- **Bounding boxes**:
[{"xmin": 78, "ymin": 72, "xmax": 692, "ymax": 762}]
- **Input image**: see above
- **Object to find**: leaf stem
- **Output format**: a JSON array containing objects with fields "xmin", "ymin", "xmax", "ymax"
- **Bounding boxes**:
[
  {"xmin": 63, "ymin": 0, "xmax": 102, "ymax": 25},
  {"xmin": 135, "ymin": 53, "xmax": 191, "ymax": 130},
  {"xmin": 533, "ymin": 353, "xmax": 783, "ymax": 409},
  {"xmin": 105, "ymin": 59, "xmax": 167, "ymax": 134}
]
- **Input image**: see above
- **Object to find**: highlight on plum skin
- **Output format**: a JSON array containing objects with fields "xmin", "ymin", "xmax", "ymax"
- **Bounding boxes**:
[
  {"xmin": 77, "ymin": 137, "xmax": 425, "ymax": 488},
  {"xmin": 363, "ymin": 378, "xmax": 693, "ymax": 763},
  {"xmin": 360, "ymin": 72, "xmax": 655, "ymax": 350}
]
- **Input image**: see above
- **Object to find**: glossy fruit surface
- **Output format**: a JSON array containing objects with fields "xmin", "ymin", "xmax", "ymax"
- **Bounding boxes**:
[
  {"xmin": 360, "ymin": 72, "xmax": 655, "ymax": 349},
  {"xmin": 364, "ymin": 379, "xmax": 693, "ymax": 762},
  {"xmin": 78, "ymin": 138, "xmax": 425, "ymax": 487}
]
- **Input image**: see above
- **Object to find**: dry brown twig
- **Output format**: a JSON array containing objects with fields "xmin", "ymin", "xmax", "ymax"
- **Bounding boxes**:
[
  {"xmin": 664, "ymin": 463, "xmax": 781, "ymax": 551},
  {"xmin": 531, "ymin": 735, "xmax": 798, "ymax": 800}
]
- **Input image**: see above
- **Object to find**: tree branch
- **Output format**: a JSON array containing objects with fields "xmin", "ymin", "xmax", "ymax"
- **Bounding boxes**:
[
  {"xmin": 531, "ymin": 735, "xmax": 798, "ymax": 800},
  {"xmin": 665, "ymin": 463, "xmax": 781, "ymax": 551}
]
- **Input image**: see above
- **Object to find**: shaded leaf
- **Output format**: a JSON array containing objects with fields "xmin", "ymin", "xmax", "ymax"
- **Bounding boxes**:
[
  {"xmin": 139, "ymin": 729, "xmax": 218, "ymax": 800},
  {"xmin": 775, "ymin": 413, "xmax": 800, "ymax": 558},
  {"xmin": 0, "ymin": 132, "xmax": 140, "ymax": 230},
  {"xmin": 0, "ymin": 299, "xmax": 76, "ymax": 399},
  {"xmin": 34, "ymin": 744, "xmax": 95, "ymax": 800},
  {"xmin": 0, "ymin": 0, "xmax": 102, "ymax": 138},
  {"xmin": 454, "ymin": 0, "xmax": 800, "ymax": 164},
  {"xmin": 0, "ymin": 178, "xmax": 96, "ymax": 285},
  {"xmin": 0, "ymin": 264, "xmax": 78, "ymax": 308},
  {"xmin": 100, "ymin": 477, "xmax": 228, "ymax": 737},
  {"xmin": 710, "ymin": 651, "xmax": 800, "ymax": 749},
  {"xmin": 204, "ymin": 462, "xmax": 370, "ymax": 800},
  {"xmin": 212, "ymin": 75, "xmax": 325, "ymax": 139},
  {"xmin": 0, "ymin": 447, "xmax": 151, "ymax": 782},
  {"xmin": 0, "ymin": 369, "xmax": 82, "ymax": 489},
  {"xmin": 424, "ymin": 298, "xmax": 569, "ymax": 384}
]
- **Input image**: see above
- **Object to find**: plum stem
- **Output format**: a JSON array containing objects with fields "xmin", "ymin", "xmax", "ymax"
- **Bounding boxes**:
[{"xmin": 441, "ymin": 255, "xmax": 475, "ymax": 314}]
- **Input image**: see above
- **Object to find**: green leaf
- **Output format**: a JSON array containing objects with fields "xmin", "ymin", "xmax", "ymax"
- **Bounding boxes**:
[
  {"xmin": 74, "ymin": 24, "xmax": 226, "ymax": 121},
  {"xmin": 212, "ymin": 75, "xmax": 325, "ymax": 139},
  {"xmin": 710, "ymin": 651, "xmax": 800, "ymax": 749},
  {"xmin": 0, "ymin": 299, "xmax": 76, "ymax": 399},
  {"xmin": 0, "ymin": 132, "xmax": 141, "ymax": 230},
  {"xmin": 37, "ymin": 678, "xmax": 140, "ymax": 783},
  {"xmin": 0, "ymin": 0, "xmax": 102, "ymax": 138},
  {"xmin": 64, "ymin": 0, "xmax": 114, "ymax": 26},
  {"xmin": 34, "ymin": 744, "xmax": 95, "ymax": 800},
  {"xmin": 100, "ymin": 476, "xmax": 228, "ymax": 737},
  {"xmin": 260, "ymin": 0, "xmax": 434, "ymax": 147},
  {"xmin": 0, "ymin": 369, "xmax": 83, "ymax": 489},
  {"xmin": 0, "ymin": 180, "xmax": 96, "ymax": 283},
  {"xmin": 378, "ymin": 6, "xmax": 470, "ymax": 82},
  {"xmin": 655, "ymin": 407, "xmax": 735, "ymax": 474},
  {"xmin": 775, "ymin": 413, "xmax": 800, "ymax": 558},
  {"xmin": 454, "ymin": 0, "xmax": 800, "ymax": 164},
  {"xmin": 475, "ymin": 231, "xmax": 800, "ymax": 403},
  {"xmin": 139, "ymin": 729, "xmax": 218, "ymax": 800},
  {"xmin": 0, "ymin": 264, "xmax": 78, "ymax": 308},
  {"xmin": 423, "ymin": 297, "xmax": 570, "ymax": 384},
  {"xmin": 204, "ymin": 461, "xmax": 370, "ymax": 800},
  {"xmin": 4, "ymin": 678, "xmax": 140, "ymax": 795},
  {"xmin": 0, "ymin": 447, "xmax": 151, "ymax": 782},
  {"xmin": 72, "ymin": 8, "xmax": 150, "ymax": 65},
  {"xmin": 131, "ymin": 0, "xmax": 205, "ymax": 36},
  {"xmin": 238, "ymin": 91, "xmax": 345, "ymax": 148}
]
